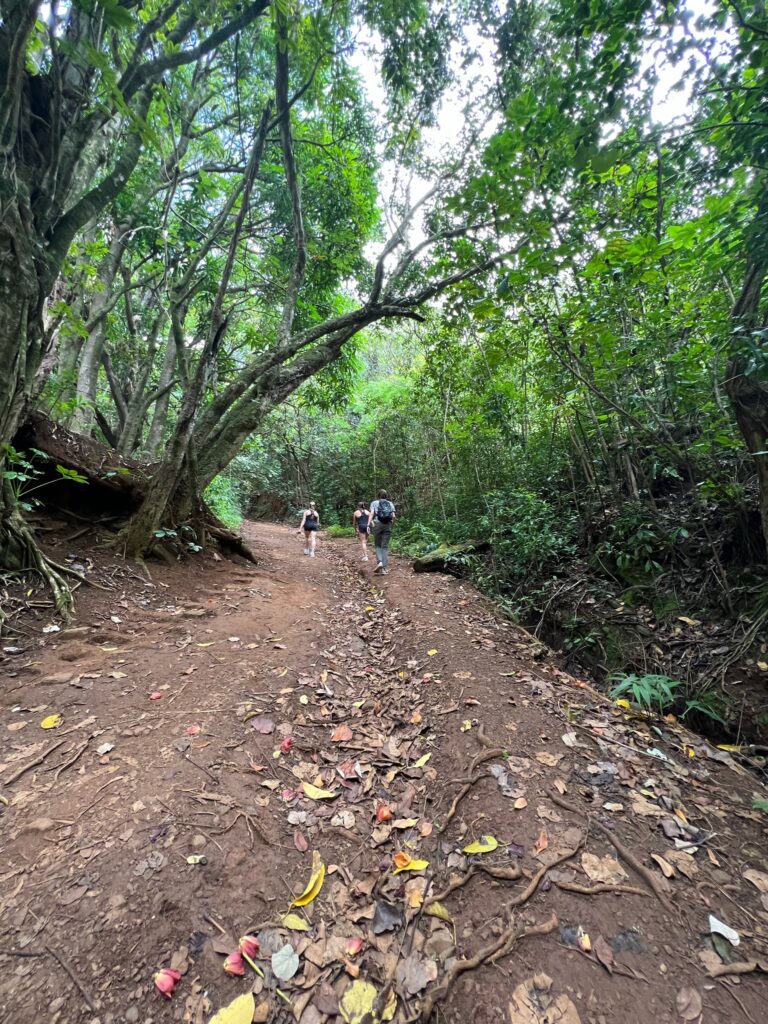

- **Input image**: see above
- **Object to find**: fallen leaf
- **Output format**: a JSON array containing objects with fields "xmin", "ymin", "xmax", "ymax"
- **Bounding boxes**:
[
  {"xmin": 533, "ymin": 830, "xmax": 548, "ymax": 855},
  {"xmin": 271, "ymin": 943, "xmax": 300, "ymax": 981},
  {"xmin": 535, "ymin": 751, "xmax": 562, "ymax": 767},
  {"xmin": 411, "ymin": 753, "xmax": 431, "ymax": 768},
  {"xmin": 149, "ymin": 692, "xmax": 163, "ymax": 700},
  {"xmin": 675, "ymin": 986, "xmax": 702, "ymax": 1021},
  {"xmin": 294, "ymin": 830, "xmax": 309, "ymax": 852},
  {"xmin": 7, "ymin": 722, "xmax": 27, "ymax": 732},
  {"xmin": 249, "ymin": 717, "xmax": 275, "ymax": 734},
  {"xmin": 425, "ymin": 900, "xmax": 454, "ymax": 925},
  {"xmin": 293, "ymin": 851, "xmax": 325, "ymax": 906},
  {"xmin": 666, "ymin": 850, "xmax": 698, "ymax": 879},
  {"xmin": 372, "ymin": 901, "xmax": 404, "ymax": 935},
  {"xmin": 396, "ymin": 953, "xmax": 438, "ymax": 995},
  {"xmin": 677, "ymin": 616, "xmax": 701, "ymax": 627},
  {"xmin": 508, "ymin": 974, "xmax": 581, "ymax": 1024},
  {"xmin": 427, "ymin": 649, "xmax": 438, "ymax": 656},
  {"xmin": 376, "ymin": 803, "xmax": 394, "ymax": 823},
  {"xmin": 339, "ymin": 979, "xmax": 396, "ymax": 1024},
  {"xmin": 460, "ymin": 719, "xmax": 473, "ymax": 732},
  {"xmin": 252, "ymin": 1000, "xmax": 270, "ymax": 1023},
  {"xmin": 40, "ymin": 714, "xmax": 63, "ymax": 729},
  {"xmin": 651, "ymin": 854, "xmax": 675, "ymax": 878},
  {"xmin": 513, "ymin": 797, "xmax": 528, "ymax": 810},
  {"xmin": 743, "ymin": 867, "xmax": 768, "ymax": 893},
  {"xmin": 581, "ymin": 852, "xmax": 627, "ymax": 885},
  {"xmin": 593, "ymin": 935, "xmax": 614, "ymax": 973},
  {"xmin": 332, "ymin": 724, "xmax": 353, "ymax": 742},
  {"xmin": 393, "ymin": 852, "xmax": 429, "ymax": 874},
  {"xmin": 302, "ymin": 782, "xmax": 337, "ymax": 800},
  {"xmin": 602, "ymin": 802, "xmax": 624, "ymax": 813},
  {"xmin": 208, "ymin": 993, "xmax": 255, "ymax": 1024},
  {"xmin": 280, "ymin": 912, "xmax": 310, "ymax": 932},
  {"xmin": 463, "ymin": 835, "xmax": 498, "ymax": 855}
]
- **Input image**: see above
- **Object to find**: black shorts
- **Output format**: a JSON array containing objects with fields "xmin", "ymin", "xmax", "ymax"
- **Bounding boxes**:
[
  {"xmin": 304, "ymin": 525, "xmax": 317, "ymax": 532},
  {"xmin": 358, "ymin": 526, "xmax": 369, "ymax": 534}
]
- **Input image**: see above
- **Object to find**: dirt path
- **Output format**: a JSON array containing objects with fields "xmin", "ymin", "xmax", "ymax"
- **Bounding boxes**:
[{"xmin": 1, "ymin": 523, "xmax": 767, "ymax": 1024}]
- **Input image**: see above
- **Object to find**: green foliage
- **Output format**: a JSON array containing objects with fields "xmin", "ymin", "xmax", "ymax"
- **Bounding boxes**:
[
  {"xmin": 609, "ymin": 673, "xmax": 682, "ymax": 716},
  {"xmin": 205, "ymin": 475, "xmax": 244, "ymax": 530},
  {"xmin": 326, "ymin": 524, "xmax": 355, "ymax": 538}
]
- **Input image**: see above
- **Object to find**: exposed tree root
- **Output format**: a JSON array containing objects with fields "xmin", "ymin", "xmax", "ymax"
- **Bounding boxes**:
[
  {"xmin": 427, "ymin": 862, "xmax": 522, "ymax": 905},
  {"xmin": 0, "ymin": 506, "xmax": 73, "ymax": 620},
  {"xmin": 406, "ymin": 912, "xmax": 559, "ymax": 1022},
  {"xmin": 548, "ymin": 790, "xmax": 673, "ymax": 908},
  {"xmin": 554, "ymin": 880, "xmax": 649, "ymax": 897},
  {"xmin": 440, "ymin": 773, "xmax": 484, "ymax": 830},
  {"xmin": 2, "ymin": 739, "xmax": 66, "ymax": 787}
]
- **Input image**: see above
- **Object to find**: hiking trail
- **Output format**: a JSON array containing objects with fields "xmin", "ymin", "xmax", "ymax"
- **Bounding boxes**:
[{"xmin": 1, "ymin": 523, "xmax": 767, "ymax": 1024}]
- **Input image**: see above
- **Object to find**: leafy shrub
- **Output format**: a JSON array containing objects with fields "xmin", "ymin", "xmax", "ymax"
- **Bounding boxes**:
[
  {"xmin": 610, "ymin": 672, "xmax": 681, "ymax": 715},
  {"xmin": 479, "ymin": 490, "xmax": 575, "ymax": 580},
  {"xmin": 326, "ymin": 524, "xmax": 355, "ymax": 537},
  {"xmin": 205, "ymin": 474, "xmax": 243, "ymax": 529}
]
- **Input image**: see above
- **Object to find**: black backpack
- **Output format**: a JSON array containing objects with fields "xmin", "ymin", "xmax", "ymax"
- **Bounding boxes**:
[{"xmin": 376, "ymin": 499, "xmax": 394, "ymax": 523}]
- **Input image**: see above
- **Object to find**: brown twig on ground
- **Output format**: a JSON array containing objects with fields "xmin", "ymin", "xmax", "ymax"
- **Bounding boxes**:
[
  {"xmin": 554, "ymin": 880, "xmax": 649, "ymax": 897},
  {"xmin": 708, "ymin": 960, "xmax": 768, "ymax": 978},
  {"xmin": 470, "ymin": 747, "xmax": 505, "ymax": 773},
  {"xmin": 508, "ymin": 839, "xmax": 586, "ymax": 910},
  {"xmin": 476, "ymin": 723, "xmax": 496, "ymax": 749},
  {"xmin": 53, "ymin": 737, "xmax": 91, "ymax": 781},
  {"xmin": 440, "ymin": 773, "xmax": 485, "ymax": 830},
  {"xmin": 547, "ymin": 789, "xmax": 672, "ymax": 908},
  {"xmin": 68, "ymin": 775, "xmax": 124, "ymax": 823},
  {"xmin": 426, "ymin": 862, "xmax": 523, "ymax": 906},
  {"xmin": 44, "ymin": 944, "xmax": 98, "ymax": 1013},
  {"xmin": 47, "ymin": 559, "xmax": 112, "ymax": 591},
  {"xmin": 409, "ymin": 912, "xmax": 558, "ymax": 1021},
  {"xmin": 2, "ymin": 740, "xmax": 66, "ymax": 786},
  {"xmin": 214, "ymin": 809, "xmax": 272, "ymax": 847}
]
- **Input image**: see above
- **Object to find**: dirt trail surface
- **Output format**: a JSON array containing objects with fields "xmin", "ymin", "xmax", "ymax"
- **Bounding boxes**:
[{"xmin": 2, "ymin": 523, "xmax": 767, "ymax": 1024}]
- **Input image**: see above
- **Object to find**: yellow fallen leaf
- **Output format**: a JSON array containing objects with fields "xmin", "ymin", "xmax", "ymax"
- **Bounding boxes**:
[
  {"xmin": 302, "ymin": 782, "xmax": 337, "ymax": 800},
  {"xmin": 577, "ymin": 928, "xmax": 591, "ymax": 952},
  {"xmin": 614, "ymin": 698, "xmax": 631, "ymax": 710},
  {"xmin": 460, "ymin": 720, "xmax": 472, "ymax": 732},
  {"xmin": 207, "ymin": 992, "xmax": 255, "ymax": 1024},
  {"xmin": 677, "ymin": 616, "xmax": 701, "ymax": 627},
  {"xmin": 281, "ymin": 912, "xmax": 310, "ymax": 931},
  {"xmin": 392, "ymin": 852, "xmax": 429, "ymax": 875},
  {"xmin": 717, "ymin": 744, "xmax": 743, "ymax": 752},
  {"xmin": 427, "ymin": 649, "xmax": 438, "ymax": 656},
  {"xmin": 425, "ymin": 901, "xmax": 454, "ymax": 925},
  {"xmin": 41, "ymin": 714, "xmax": 63, "ymax": 730},
  {"xmin": 513, "ymin": 797, "xmax": 528, "ymax": 809},
  {"xmin": 299, "ymin": 695, "xmax": 309, "ymax": 705},
  {"xmin": 757, "ymin": 661, "xmax": 768, "ymax": 671},
  {"xmin": 293, "ymin": 850, "xmax": 325, "ymax": 906},
  {"xmin": 366, "ymin": 605, "xmax": 375, "ymax": 612},
  {"xmin": 463, "ymin": 835, "xmax": 498, "ymax": 855},
  {"xmin": 411, "ymin": 753, "xmax": 431, "ymax": 768},
  {"xmin": 339, "ymin": 979, "xmax": 396, "ymax": 1024}
]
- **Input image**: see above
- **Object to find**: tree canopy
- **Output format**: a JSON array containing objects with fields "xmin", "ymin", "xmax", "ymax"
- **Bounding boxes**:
[{"xmin": 0, "ymin": 0, "xmax": 767, "ymax": 647}]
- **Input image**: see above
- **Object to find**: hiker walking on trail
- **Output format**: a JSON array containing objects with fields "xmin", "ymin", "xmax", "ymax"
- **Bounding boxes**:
[
  {"xmin": 297, "ymin": 501, "xmax": 320, "ymax": 557},
  {"xmin": 353, "ymin": 502, "xmax": 372, "ymax": 561},
  {"xmin": 370, "ymin": 489, "xmax": 395, "ymax": 574}
]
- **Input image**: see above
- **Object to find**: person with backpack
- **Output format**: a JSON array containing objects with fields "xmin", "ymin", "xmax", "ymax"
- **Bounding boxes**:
[
  {"xmin": 352, "ymin": 502, "xmax": 372, "ymax": 561},
  {"xmin": 369, "ymin": 490, "xmax": 396, "ymax": 574},
  {"xmin": 297, "ymin": 501, "xmax": 320, "ymax": 557}
]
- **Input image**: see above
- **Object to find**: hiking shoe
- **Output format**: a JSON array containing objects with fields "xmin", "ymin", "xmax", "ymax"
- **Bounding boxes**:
[
  {"xmin": 362, "ymin": 556, "xmax": 369, "ymax": 562},
  {"xmin": 304, "ymin": 548, "xmax": 309, "ymax": 555},
  {"xmin": 310, "ymin": 550, "xmax": 315, "ymax": 557},
  {"xmin": 374, "ymin": 562, "xmax": 383, "ymax": 573},
  {"xmin": 380, "ymin": 569, "xmax": 388, "ymax": 575}
]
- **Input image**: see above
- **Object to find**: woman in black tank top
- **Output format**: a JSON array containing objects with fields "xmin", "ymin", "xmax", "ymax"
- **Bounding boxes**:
[
  {"xmin": 297, "ymin": 501, "xmax": 320, "ymax": 557},
  {"xmin": 353, "ymin": 502, "xmax": 371, "ymax": 562}
]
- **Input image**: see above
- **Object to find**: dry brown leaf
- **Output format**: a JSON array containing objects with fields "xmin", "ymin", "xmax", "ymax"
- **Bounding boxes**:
[
  {"xmin": 651, "ymin": 853, "xmax": 675, "ymax": 878},
  {"xmin": 675, "ymin": 986, "xmax": 702, "ymax": 1021},
  {"xmin": 743, "ymin": 867, "xmax": 768, "ymax": 893},
  {"xmin": 533, "ymin": 830, "xmax": 548, "ymax": 854},
  {"xmin": 508, "ymin": 974, "xmax": 581, "ymax": 1024},
  {"xmin": 630, "ymin": 793, "xmax": 665, "ymax": 817},
  {"xmin": 666, "ymin": 850, "xmax": 698, "ymax": 879},
  {"xmin": 535, "ymin": 751, "xmax": 563, "ymax": 767},
  {"xmin": 592, "ymin": 936, "xmax": 614, "ymax": 973},
  {"xmin": 581, "ymin": 852, "xmax": 627, "ymax": 885},
  {"xmin": 331, "ymin": 724, "xmax": 353, "ymax": 742}
]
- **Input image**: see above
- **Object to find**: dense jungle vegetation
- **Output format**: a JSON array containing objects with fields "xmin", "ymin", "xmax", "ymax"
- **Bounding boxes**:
[{"xmin": 1, "ymin": 0, "xmax": 767, "ymax": 736}]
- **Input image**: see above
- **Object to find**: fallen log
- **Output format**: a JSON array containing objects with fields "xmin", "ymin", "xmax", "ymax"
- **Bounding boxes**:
[{"xmin": 412, "ymin": 540, "xmax": 490, "ymax": 575}]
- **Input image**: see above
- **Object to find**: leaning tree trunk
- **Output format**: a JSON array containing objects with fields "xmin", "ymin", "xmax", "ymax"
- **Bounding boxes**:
[{"xmin": 724, "ymin": 258, "xmax": 768, "ymax": 558}]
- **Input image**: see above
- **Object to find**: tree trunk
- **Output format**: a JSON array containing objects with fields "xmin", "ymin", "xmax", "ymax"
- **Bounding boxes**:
[{"xmin": 145, "ymin": 333, "xmax": 177, "ymax": 456}]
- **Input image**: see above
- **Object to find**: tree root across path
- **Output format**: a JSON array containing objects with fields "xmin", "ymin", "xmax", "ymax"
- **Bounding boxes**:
[
  {"xmin": 406, "ymin": 913, "xmax": 559, "ymax": 1022},
  {"xmin": 548, "ymin": 790, "xmax": 673, "ymax": 908}
]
